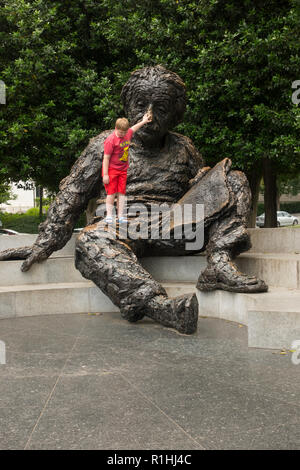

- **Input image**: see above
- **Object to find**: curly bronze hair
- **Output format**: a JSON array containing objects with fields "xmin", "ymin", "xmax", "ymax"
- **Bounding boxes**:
[{"xmin": 121, "ymin": 65, "xmax": 186, "ymax": 127}]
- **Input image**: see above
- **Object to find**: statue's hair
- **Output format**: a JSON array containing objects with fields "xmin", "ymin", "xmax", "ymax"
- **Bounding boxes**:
[{"xmin": 121, "ymin": 65, "xmax": 186, "ymax": 126}]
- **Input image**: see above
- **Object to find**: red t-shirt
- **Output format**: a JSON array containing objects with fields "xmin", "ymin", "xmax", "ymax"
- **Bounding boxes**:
[{"xmin": 103, "ymin": 128, "xmax": 133, "ymax": 171}]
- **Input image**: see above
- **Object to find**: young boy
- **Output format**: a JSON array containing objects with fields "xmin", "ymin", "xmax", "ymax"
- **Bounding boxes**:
[{"xmin": 102, "ymin": 112, "xmax": 152, "ymax": 223}]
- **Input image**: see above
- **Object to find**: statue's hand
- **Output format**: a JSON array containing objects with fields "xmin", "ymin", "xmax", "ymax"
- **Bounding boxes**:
[
  {"xmin": 0, "ymin": 245, "xmax": 48, "ymax": 272},
  {"xmin": 0, "ymin": 246, "xmax": 32, "ymax": 262}
]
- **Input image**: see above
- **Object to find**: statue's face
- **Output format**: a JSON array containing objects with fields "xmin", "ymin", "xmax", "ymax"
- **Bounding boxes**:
[{"xmin": 126, "ymin": 81, "xmax": 179, "ymax": 146}]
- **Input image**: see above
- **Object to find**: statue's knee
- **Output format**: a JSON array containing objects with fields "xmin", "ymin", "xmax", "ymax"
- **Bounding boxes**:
[
  {"xmin": 75, "ymin": 226, "xmax": 107, "ymax": 260},
  {"xmin": 228, "ymin": 170, "xmax": 250, "ymax": 194},
  {"xmin": 227, "ymin": 170, "xmax": 251, "ymax": 217}
]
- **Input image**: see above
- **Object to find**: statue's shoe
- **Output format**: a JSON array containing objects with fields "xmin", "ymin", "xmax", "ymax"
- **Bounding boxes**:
[
  {"xmin": 121, "ymin": 292, "xmax": 199, "ymax": 334},
  {"xmin": 120, "ymin": 304, "xmax": 145, "ymax": 323},
  {"xmin": 196, "ymin": 266, "xmax": 268, "ymax": 293},
  {"xmin": 170, "ymin": 293, "xmax": 199, "ymax": 334}
]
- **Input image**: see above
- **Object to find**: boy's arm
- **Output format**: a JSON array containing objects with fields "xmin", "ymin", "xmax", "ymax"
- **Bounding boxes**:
[
  {"xmin": 102, "ymin": 154, "xmax": 111, "ymax": 183},
  {"xmin": 130, "ymin": 112, "xmax": 152, "ymax": 134}
]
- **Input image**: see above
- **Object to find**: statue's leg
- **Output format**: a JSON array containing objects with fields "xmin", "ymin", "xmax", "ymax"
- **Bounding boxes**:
[
  {"xmin": 145, "ymin": 162, "xmax": 267, "ymax": 293},
  {"xmin": 196, "ymin": 170, "xmax": 268, "ymax": 293},
  {"xmin": 75, "ymin": 222, "xmax": 198, "ymax": 334}
]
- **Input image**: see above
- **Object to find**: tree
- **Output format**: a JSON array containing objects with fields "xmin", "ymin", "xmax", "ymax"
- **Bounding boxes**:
[
  {"xmin": 0, "ymin": 0, "xmax": 117, "ymax": 191},
  {"xmin": 96, "ymin": 0, "xmax": 300, "ymax": 226},
  {"xmin": 0, "ymin": 181, "xmax": 16, "ymax": 205},
  {"xmin": 1, "ymin": 0, "xmax": 299, "ymax": 229}
]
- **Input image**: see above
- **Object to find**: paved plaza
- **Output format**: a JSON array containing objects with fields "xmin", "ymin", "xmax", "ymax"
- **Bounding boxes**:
[{"xmin": 0, "ymin": 312, "xmax": 299, "ymax": 450}]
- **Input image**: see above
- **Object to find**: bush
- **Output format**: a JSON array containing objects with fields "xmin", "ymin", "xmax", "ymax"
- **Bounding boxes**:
[
  {"xmin": 0, "ymin": 212, "xmax": 47, "ymax": 233},
  {"xmin": 257, "ymin": 201, "xmax": 300, "ymax": 216},
  {"xmin": 25, "ymin": 206, "xmax": 49, "ymax": 216},
  {"xmin": 34, "ymin": 197, "xmax": 55, "ymax": 206},
  {"xmin": 0, "ymin": 211, "xmax": 86, "ymax": 233},
  {"xmin": 280, "ymin": 202, "xmax": 300, "ymax": 214}
]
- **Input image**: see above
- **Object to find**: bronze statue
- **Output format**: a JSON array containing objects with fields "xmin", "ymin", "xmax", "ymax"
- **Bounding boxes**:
[{"xmin": 0, "ymin": 66, "xmax": 267, "ymax": 334}]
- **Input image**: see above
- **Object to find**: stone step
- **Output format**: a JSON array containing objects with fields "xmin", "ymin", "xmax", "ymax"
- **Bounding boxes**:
[
  {"xmin": 248, "ymin": 309, "xmax": 300, "ymax": 350},
  {"xmin": 196, "ymin": 286, "xmax": 300, "ymax": 322},
  {"xmin": 0, "ymin": 252, "xmax": 299, "ymax": 289},
  {"xmin": 248, "ymin": 228, "xmax": 300, "ymax": 254},
  {"xmin": 0, "ymin": 281, "xmax": 299, "ymax": 349},
  {"xmin": 0, "ymin": 234, "xmax": 77, "ymax": 256},
  {"xmin": 196, "ymin": 287, "xmax": 300, "ymax": 349},
  {"xmin": 0, "ymin": 228, "xmax": 299, "ymax": 257},
  {"xmin": 0, "ymin": 281, "xmax": 195, "ymax": 320}
]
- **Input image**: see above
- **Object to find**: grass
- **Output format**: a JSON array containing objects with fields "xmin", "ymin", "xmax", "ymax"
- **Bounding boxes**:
[{"xmin": 0, "ymin": 211, "xmax": 86, "ymax": 234}]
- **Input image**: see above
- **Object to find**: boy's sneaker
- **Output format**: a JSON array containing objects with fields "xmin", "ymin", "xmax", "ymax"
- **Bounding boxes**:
[
  {"xmin": 104, "ymin": 216, "xmax": 113, "ymax": 224},
  {"xmin": 118, "ymin": 216, "xmax": 128, "ymax": 223}
]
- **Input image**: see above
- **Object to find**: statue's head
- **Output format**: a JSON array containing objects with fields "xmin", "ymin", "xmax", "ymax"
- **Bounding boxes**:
[{"xmin": 121, "ymin": 65, "xmax": 186, "ymax": 146}]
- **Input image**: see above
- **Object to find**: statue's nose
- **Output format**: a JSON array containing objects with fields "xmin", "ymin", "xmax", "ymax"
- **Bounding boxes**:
[
  {"xmin": 147, "ymin": 103, "xmax": 153, "ymax": 119},
  {"xmin": 147, "ymin": 104, "xmax": 159, "ymax": 130}
]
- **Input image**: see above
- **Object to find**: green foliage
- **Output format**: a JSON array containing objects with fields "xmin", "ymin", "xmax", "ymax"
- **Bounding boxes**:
[
  {"xmin": 34, "ymin": 197, "xmax": 54, "ymax": 206},
  {"xmin": 0, "ymin": 0, "xmax": 117, "ymax": 190},
  {"xmin": 1, "ymin": 0, "xmax": 299, "ymax": 191},
  {"xmin": 257, "ymin": 201, "xmax": 300, "ymax": 216},
  {"xmin": 0, "ymin": 210, "xmax": 86, "ymax": 233},
  {"xmin": 280, "ymin": 201, "xmax": 300, "ymax": 213},
  {"xmin": 25, "ymin": 206, "xmax": 49, "ymax": 216},
  {"xmin": 95, "ymin": 0, "xmax": 300, "ymax": 176},
  {"xmin": 0, "ymin": 181, "xmax": 16, "ymax": 204},
  {"xmin": 0, "ymin": 212, "xmax": 47, "ymax": 233},
  {"xmin": 277, "ymin": 173, "xmax": 300, "ymax": 196}
]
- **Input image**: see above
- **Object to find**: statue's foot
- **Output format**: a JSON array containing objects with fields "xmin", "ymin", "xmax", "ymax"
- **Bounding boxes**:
[
  {"xmin": 120, "ymin": 304, "xmax": 145, "ymax": 323},
  {"xmin": 170, "ymin": 293, "xmax": 199, "ymax": 334},
  {"xmin": 197, "ymin": 261, "xmax": 268, "ymax": 293},
  {"xmin": 121, "ymin": 292, "xmax": 198, "ymax": 334}
]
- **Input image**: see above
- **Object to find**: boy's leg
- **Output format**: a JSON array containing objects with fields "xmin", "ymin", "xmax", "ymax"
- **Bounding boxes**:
[
  {"xmin": 116, "ymin": 170, "xmax": 128, "ymax": 219},
  {"xmin": 117, "ymin": 193, "xmax": 126, "ymax": 219},
  {"xmin": 106, "ymin": 193, "xmax": 116, "ymax": 218},
  {"xmin": 104, "ymin": 168, "xmax": 120, "ymax": 218}
]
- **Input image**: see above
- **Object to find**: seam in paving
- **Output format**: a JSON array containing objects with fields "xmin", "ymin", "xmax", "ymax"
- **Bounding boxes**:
[
  {"xmin": 90, "ymin": 349, "xmax": 206, "ymax": 451},
  {"xmin": 23, "ymin": 323, "xmax": 87, "ymax": 450}
]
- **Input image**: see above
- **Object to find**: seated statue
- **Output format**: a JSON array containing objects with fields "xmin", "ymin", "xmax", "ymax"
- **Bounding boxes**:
[{"xmin": 0, "ymin": 65, "xmax": 267, "ymax": 334}]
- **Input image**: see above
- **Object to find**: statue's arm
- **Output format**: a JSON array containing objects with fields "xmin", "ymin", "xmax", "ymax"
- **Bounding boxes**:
[
  {"xmin": 0, "ymin": 131, "xmax": 110, "ymax": 271},
  {"xmin": 185, "ymin": 136, "xmax": 210, "ymax": 188}
]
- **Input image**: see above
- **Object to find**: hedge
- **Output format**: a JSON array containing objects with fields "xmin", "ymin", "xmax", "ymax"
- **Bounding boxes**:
[
  {"xmin": 0, "ymin": 211, "xmax": 87, "ymax": 234},
  {"xmin": 257, "ymin": 201, "xmax": 300, "ymax": 216}
]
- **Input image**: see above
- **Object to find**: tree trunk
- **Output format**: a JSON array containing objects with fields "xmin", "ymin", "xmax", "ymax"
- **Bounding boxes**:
[
  {"xmin": 39, "ymin": 186, "xmax": 43, "ymax": 220},
  {"xmin": 246, "ymin": 168, "xmax": 262, "ymax": 227},
  {"xmin": 263, "ymin": 158, "xmax": 277, "ymax": 227},
  {"xmin": 276, "ymin": 191, "xmax": 281, "ymax": 211}
]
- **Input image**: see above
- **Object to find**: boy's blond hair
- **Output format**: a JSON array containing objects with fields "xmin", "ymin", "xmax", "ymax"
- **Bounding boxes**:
[{"xmin": 115, "ymin": 118, "xmax": 130, "ymax": 131}]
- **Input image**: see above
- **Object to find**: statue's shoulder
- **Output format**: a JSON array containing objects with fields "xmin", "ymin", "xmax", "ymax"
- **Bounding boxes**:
[
  {"xmin": 167, "ymin": 131, "xmax": 205, "ymax": 168},
  {"xmin": 72, "ymin": 129, "xmax": 113, "ymax": 168},
  {"xmin": 88, "ymin": 129, "xmax": 113, "ymax": 151}
]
